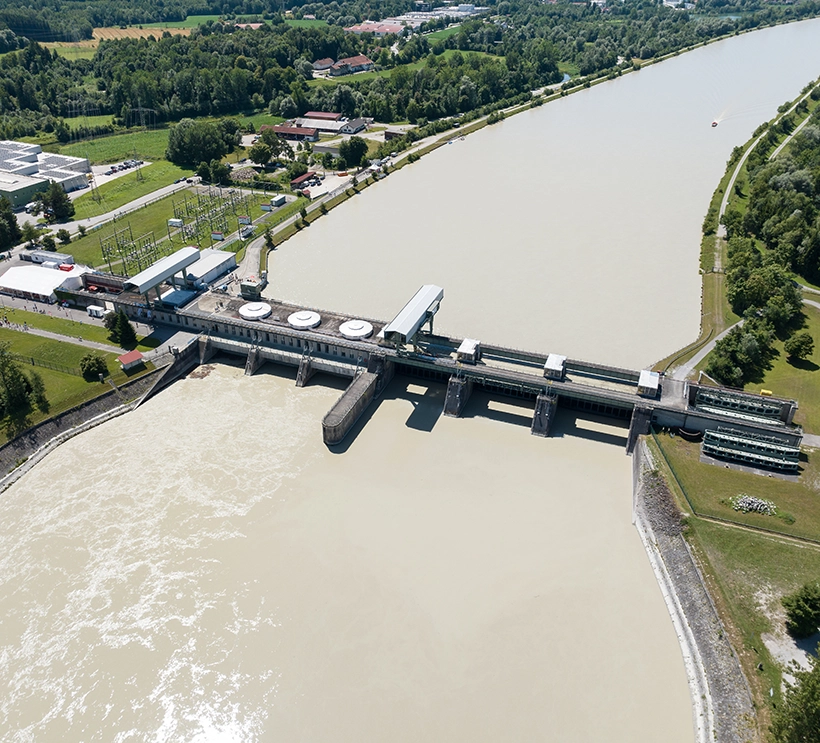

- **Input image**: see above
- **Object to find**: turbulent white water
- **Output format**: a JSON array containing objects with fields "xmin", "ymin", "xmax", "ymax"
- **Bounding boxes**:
[{"xmin": 4, "ymin": 18, "xmax": 820, "ymax": 742}]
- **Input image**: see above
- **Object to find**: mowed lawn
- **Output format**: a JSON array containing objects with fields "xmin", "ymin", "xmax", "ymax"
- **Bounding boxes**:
[
  {"xmin": 73, "ymin": 161, "xmax": 192, "ymax": 220},
  {"xmin": 743, "ymin": 303, "xmax": 820, "ymax": 433},
  {"xmin": 653, "ymin": 431, "xmax": 820, "ymax": 541},
  {"xmin": 61, "ymin": 129, "xmax": 170, "ymax": 165},
  {"xmin": 0, "ymin": 307, "xmax": 159, "ymax": 352}
]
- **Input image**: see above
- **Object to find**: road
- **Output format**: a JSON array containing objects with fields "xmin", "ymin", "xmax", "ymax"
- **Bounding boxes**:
[{"xmin": 670, "ymin": 320, "xmax": 743, "ymax": 381}]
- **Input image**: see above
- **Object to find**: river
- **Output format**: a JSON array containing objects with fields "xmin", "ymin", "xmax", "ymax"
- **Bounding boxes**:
[{"xmin": 3, "ymin": 18, "xmax": 820, "ymax": 743}]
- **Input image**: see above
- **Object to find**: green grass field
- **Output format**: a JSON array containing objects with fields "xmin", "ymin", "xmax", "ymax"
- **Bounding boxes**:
[
  {"xmin": 73, "ymin": 161, "xmax": 192, "ymax": 220},
  {"xmin": 61, "ymin": 129, "xmax": 170, "ymax": 165},
  {"xmin": 240, "ymin": 113, "xmax": 285, "ymax": 130},
  {"xmin": 0, "ymin": 307, "xmax": 158, "ymax": 352},
  {"xmin": 425, "ymin": 25, "xmax": 461, "ymax": 40},
  {"xmin": 64, "ymin": 114, "xmax": 114, "ymax": 131},
  {"xmin": 142, "ymin": 15, "xmax": 220, "ymax": 28},
  {"xmin": 686, "ymin": 518, "xmax": 820, "ymax": 711},
  {"xmin": 653, "ymin": 431, "xmax": 820, "ymax": 541},
  {"xmin": 49, "ymin": 45, "xmax": 96, "ymax": 61},
  {"xmin": 285, "ymin": 19, "xmax": 328, "ymax": 28},
  {"xmin": 739, "ymin": 304, "xmax": 820, "ymax": 432},
  {"xmin": 309, "ymin": 50, "xmax": 502, "ymax": 88}
]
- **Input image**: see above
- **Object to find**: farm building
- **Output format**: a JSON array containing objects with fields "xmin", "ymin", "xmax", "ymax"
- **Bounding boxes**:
[
  {"xmin": 303, "ymin": 111, "xmax": 342, "ymax": 121},
  {"xmin": 329, "ymin": 55, "xmax": 375, "ymax": 76},
  {"xmin": 262, "ymin": 125, "xmax": 319, "ymax": 142},
  {"xmin": 312, "ymin": 59, "xmax": 335, "ymax": 71}
]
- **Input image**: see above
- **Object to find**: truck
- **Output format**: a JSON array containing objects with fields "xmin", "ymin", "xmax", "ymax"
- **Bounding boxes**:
[{"xmin": 87, "ymin": 305, "xmax": 107, "ymax": 319}]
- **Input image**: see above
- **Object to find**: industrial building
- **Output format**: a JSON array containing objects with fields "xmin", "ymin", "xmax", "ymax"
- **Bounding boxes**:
[
  {"xmin": 171, "ymin": 248, "xmax": 237, "ymax": 289},
  {"xmin": 0, "ymin": 141, "xmax": 91, "ymax": 208}
]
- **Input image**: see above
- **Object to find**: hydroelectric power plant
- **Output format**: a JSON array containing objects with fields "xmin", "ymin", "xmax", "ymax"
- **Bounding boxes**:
[{"xmin": 65, "ymin": 260, "xmax": 803, "ymax": 474}]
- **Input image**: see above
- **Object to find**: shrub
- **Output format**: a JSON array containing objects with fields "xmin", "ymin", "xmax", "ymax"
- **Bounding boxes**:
[
  {"xmin": 782, "ymin": 582, "xmax": 820, "ymax": 638},
  {"xmin": 79, "ymin": 353, "xmax": 108, "ymax": 380}
]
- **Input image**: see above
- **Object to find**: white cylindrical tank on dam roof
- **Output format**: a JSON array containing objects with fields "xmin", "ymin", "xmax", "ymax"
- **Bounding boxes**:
[
  {"xmin": 288, "ymin": 310, "xmax": 321, "ymax": 329},
  {"xmin": 239, "ymin": 302, "xmax": 272, "ymax": 321},
  {"xmin": 339, "ymin": 319, "xmax": 373, "ymax": 339}
]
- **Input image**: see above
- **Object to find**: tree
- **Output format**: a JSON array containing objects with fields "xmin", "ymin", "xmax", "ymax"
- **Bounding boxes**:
[
  {"xmin": 264, "ymin": 226, "xmax": 274, "ymax": 250},
  {"xmin": 338, "ymin": 136, "xmax": 369, "ymax": 169},
  {"xmin": 56, "ymin": 228, "xmax": 71, "ymax": 245},
  {"xmin": 785, "ymin": 332, "xmax": 814, "ymax": 361},
  {"xmin": 79, "ymin": 352, "xmax": 108, "ymax": 380},
  {"xmin": 105, "ymin": 309, "xmax": 137, "ymax": 348},
  {"xmin": 77, "ymin": 224, "xmax": 86, "ymax": 237},
  {"xmin": 166, "ymin": 118, "xmax": 230, "ymax": 167},
  {"xmin": 28, "ymin": 371, "xmax": 48, "ymax": 413},
  {"xmin": 249, "ymin": 142, "xmax": 272, "ymax": 166},
  {"xmin": 770, "ymin": 647, "xmax": 820, "ymax": 742},
  {"xmin": 783, "ymin": 582, "xmax": 820, "ymax": 638},
  {"xmin": 41, "ymin": 234, "xmax": 56, "ymax": 251},
  {"xmin": 40, "ymin": 180, "xmax": 74, "ymax": 222},
  {"xmin": 209, "ymin": 159, "xmax": 231, "ymax": 185},
  {"xmin": 196, "ymin": 161, "xmax": 211, "ymax": 182},
  {"xmin": 259, "ymin": 129, "xmax": 290, "ymax": 160},
  {"xmin": 0, "ymin": 196, "xmax": 21, "ymax": 251},
  {"xmin": 21, "ymin": 222, "xmax": 39, "ymax": 248},
  {"xmin": 0, "ymin": 342, "xmax": 33, "ymax": 431}
]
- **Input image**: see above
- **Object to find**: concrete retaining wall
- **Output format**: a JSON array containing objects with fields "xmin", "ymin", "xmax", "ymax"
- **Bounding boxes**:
[{"xmin": 322, "ymin": 372, "xmax": 379, "ymax": 445}]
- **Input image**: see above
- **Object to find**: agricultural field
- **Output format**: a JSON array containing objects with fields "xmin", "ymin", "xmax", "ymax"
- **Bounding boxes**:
[
  {"xmin": 93, "ymin": 26, "xmax": 193, "ymax": 40},
  {"xmin": 142, "ymin": 15, "xmax": 220, "ymax": 29},
  {"xmin": 73, "ymin": 161, "xmax": 192, "ymax": 220},
  {"xmin": 61, "ymin": 129, "xmax": 170, "ymax": 165},
  {"xmin": 285, "ymin": 19, "xmax": 328, "ymax": 28},
  {"xmin": 45, "ymin": 43, "xmax": 97, "ymax": 61},
  {"xmin": 65, "ymin": 114, "xmax": 114, "ymax": 131}
]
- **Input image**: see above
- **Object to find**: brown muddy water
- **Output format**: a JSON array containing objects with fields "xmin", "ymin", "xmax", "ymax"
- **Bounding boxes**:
[{"xmin": 5, "ymin": 17, "xmax": 820, "ymax": 742}]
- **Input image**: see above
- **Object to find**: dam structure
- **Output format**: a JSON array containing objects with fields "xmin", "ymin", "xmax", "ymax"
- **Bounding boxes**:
[{"xmin": 66, "ymin": 276, "xmax": 802, "ymax": 472}]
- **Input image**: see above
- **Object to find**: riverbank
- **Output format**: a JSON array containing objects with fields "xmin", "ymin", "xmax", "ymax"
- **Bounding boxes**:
[
  {"xmin": 633, "ymin": 441, "xmax": 756, "ymax": 743},
  {"xmin": 0, "ymin": 366, "xmax": 162, "ymax": 487}
]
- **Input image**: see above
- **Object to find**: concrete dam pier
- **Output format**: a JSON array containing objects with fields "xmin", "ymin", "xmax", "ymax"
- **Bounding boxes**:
[{"xmin": 71, "ymin": 281, "xmax": 803, "ymax": 473}]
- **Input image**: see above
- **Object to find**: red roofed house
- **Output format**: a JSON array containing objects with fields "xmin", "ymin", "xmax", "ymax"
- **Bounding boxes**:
[
  {"xmin": 117, "ymin": 350, "xmax": 144, "ymax": 371},
  {"xmin": 303, "ymin": 111, "xmax": 342, "ymax": 121},
  {"xmin": 261, "ymin": 124, "xmax": 319, "ymax": 142},
  {"xmin": 290, "ymin": 171, "xmax": 316, "ymax": 188},
  {"xmin": 329, "ymin": 55, "xmax": 375, "ymax": 77}
]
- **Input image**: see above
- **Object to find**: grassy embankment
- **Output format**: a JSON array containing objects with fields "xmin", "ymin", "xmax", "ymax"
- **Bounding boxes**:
[
  {"xmin": 0, "ymin": 327, "xmax": 155, "ymax": 445},
  {"xmin": 649, "ymin": 429, "xmax": 820, "ymax": 728}
]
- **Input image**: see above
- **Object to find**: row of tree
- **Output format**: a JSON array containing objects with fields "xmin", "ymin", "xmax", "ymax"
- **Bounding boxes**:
[{"xmin": 706, "ymin": 237, "xmax": 809, "ymax": 387}]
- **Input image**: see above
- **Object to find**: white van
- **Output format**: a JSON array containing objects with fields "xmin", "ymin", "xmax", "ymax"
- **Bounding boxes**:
[{"xmin": 87, "ymin": 305, "xmax": 107, "ymax": 319}]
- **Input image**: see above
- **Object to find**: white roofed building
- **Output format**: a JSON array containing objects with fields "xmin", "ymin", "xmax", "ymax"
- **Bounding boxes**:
[{"xmin": 0, "ymin": 263, "xmax": 91, "ymax": 303}]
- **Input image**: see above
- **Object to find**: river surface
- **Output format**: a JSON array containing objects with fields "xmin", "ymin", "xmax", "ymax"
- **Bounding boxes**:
[
  {"xmin": 270, "ymin": 18, "xmax": 820, "ymax": 369},
  {"xmin": 3, "ymin": 18, "xmax": 820, "ymax": 743}
]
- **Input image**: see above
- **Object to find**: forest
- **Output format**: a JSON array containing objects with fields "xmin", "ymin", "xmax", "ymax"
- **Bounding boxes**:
[
  {"xmin": 706, "ymin": 103, "xmax": 820, "ymax": 388},
  {"xmin": 0, "ymin": 0, "xmax": 819, "ymax": 141}
]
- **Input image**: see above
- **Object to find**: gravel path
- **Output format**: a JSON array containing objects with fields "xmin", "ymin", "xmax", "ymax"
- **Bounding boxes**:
[{"xmin": 634, "ymin": 441, "xmax": 757, "ymax": 743}]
